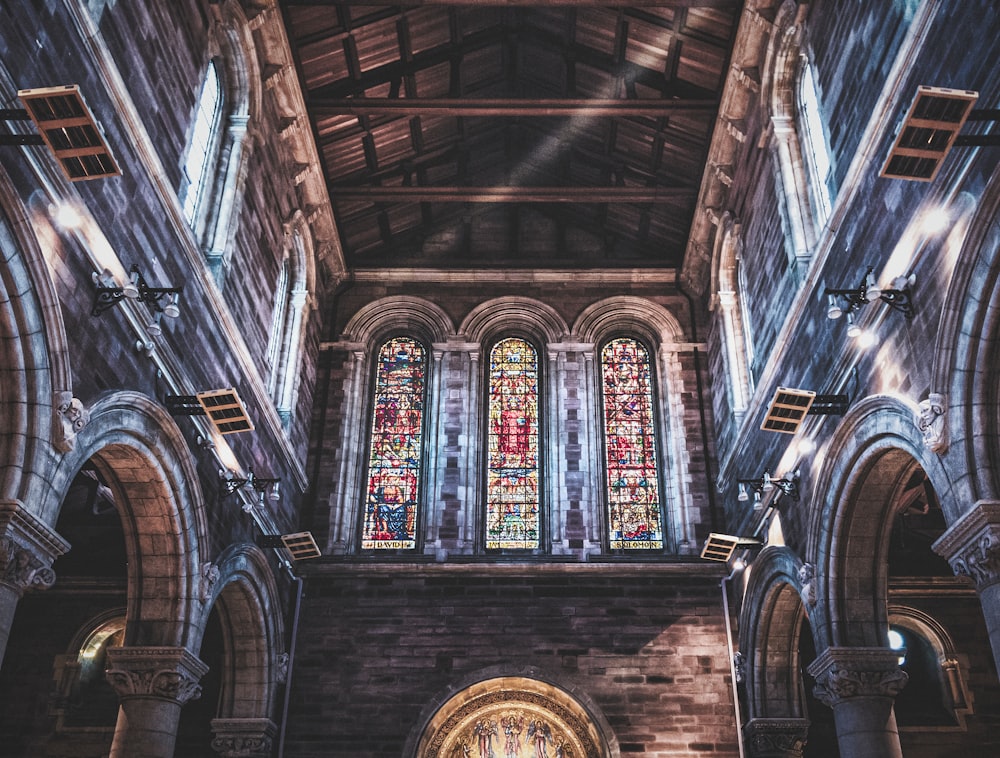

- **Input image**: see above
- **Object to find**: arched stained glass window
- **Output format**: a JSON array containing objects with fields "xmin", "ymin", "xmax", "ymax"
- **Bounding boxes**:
[
  {"xmin": 486, "ymin": 337, "xmax": 540, "ymax": 550},
  {"xmin": 362, "ymin": 337, "xmax": 426, "ymax": 550},
  {"xmin": 601, "ymin": 338, "xmax": 663, "ymax": 550}
]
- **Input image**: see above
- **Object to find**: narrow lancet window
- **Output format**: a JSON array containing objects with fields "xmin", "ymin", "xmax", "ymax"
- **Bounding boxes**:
[
  {"xmin": 601, "ymin": 338, "xmax": 663, "ymax": 550},
  {"xmin": 362, "ymin": 337, "xmax": 426, "ymax": 550},
  {"xmin": 486, "ymin": 337, "xmax": 540, "ymax": 549},
  {"xmin": 181, "ymin": 61, "xmax": 222, "ymax": 225}
]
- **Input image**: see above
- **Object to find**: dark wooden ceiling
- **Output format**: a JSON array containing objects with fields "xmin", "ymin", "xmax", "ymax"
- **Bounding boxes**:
[{"xmin": 280, "ymin": 0, "xmax": 740, "ymax": 270}]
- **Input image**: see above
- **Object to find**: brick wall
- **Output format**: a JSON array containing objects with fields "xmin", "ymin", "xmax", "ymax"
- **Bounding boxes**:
[{"xmin": 286, "ymin": 565, "xmax": 738, "ymax": 758}]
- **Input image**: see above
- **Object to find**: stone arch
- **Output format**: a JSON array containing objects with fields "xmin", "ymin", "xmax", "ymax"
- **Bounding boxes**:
[
  {"xmin": 407, "ymin": 667, "xmax": 618, "ymax": 758},
  {"xmin": 341, "ymin": 295, "xmax": 454, "ymax": 346},
  {"xmin": 572, "ymin": 295, "xmax": 683, "ymax": 346},
  {"xmin": 739, "ymin": 546, "xmax": 810, "ymax": 720},
  {"xmin": 460, "ymin": 297, "xmax": 569, "ymax": 346},
  {"xmin": 807, "ymin": 395, "xmax": 956, "ymax": 650},
  {"xmin": 0, "ymin": 175, "xmax": 71, "ymax": 503},
  {"xmin": 197, "ymin": 543, "xmax": 284, "ymax": 720},
  {"xmin": 43, "ymin": 391, "xmax": 208, "ymax": 649},
  {"xmin": 935, "ymin": 164, "xmax": 1000, "ymax": 505}
]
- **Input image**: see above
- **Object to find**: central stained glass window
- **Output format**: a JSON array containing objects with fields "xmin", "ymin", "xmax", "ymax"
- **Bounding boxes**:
[
  {"xmin": 486, "ymin": 337, "xmax": 540, "ymax": 549},
  {"xmin": 362, "ymin": 337, "xmax": 425, "ymax": 550},
  {"xmin": 601, "ymin": 338, "xmax": 663, "ymax": 549}
]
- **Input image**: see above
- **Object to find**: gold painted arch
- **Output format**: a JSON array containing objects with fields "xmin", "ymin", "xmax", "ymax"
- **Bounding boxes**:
[{"xmin": 417, "ymin": 677, "xmax": 608, "ymax": 758}]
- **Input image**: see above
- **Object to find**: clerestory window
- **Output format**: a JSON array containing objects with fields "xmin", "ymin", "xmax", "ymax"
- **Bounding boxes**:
[
  {"xmin": 600, "ymin": 337, "xmax": 664, "ymax": 550},
  {"xmin": 361, "ymin": 337, "xmax": 427, "ymax": 550},
  {"xmin": 485, "ymin": 337, "xmax": 541, "ymax": 550},
  {"xmin": 181, "ymin": 61, "xmax": 222, "ymax": 226}
]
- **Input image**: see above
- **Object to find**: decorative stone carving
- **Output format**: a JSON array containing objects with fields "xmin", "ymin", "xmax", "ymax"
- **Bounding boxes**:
[
  {"xmin": 933, "ymin": 501, "xmax": 1000, "ymax": 589},
  {"xmin": 105, "ymin": 647, "xmax": 208, "ymax": 705},
  {"xmin": 916, "ymin": 392, "xmax": 947, "ymax": 452},
  {"xmin": 0, "ymin": 537, "xmax": 56, "ymax": 594},
  {"xmin": 210, "ymin": 718, "xmax": 277, "ymax": 758},
  {"xmin": 743, "ymin": 718, "xmax": 809, "ymax": 758},
  {"xmin": 807, "ymin": 647, "xmax": 907, "ymax": 708},
  {"xmin": 275, "ymin": 652, "xmax": 290, "ymax": 684},
  {"xmin": 797, "ymin": 562, "xmax": 816, "ymax": 607},
  {"xmin": 53, "ymin": 391, "xmax": 90, "ymax": 453},
  {"xmin": 733, "ymin": 651, "xmax": 746, "ymax": 684},
  {"xmin": 200, "ymin": 561, "xmax": 222, "ymax": 603}
]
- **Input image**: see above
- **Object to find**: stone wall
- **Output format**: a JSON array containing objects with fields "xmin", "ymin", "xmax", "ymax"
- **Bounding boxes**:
[{"xmin": 287, "ymin": 564, "xmax": 738, "ymax": 757}]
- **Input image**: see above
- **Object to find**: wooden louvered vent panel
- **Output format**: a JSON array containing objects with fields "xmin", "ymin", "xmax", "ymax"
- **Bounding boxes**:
[
  {"xmin": 881, "ymin": 86, "xmax": 978, "ymax": 181},
  {"xmin": 761, "ymin": 387, "xmax": 816, "ymax": 434}
]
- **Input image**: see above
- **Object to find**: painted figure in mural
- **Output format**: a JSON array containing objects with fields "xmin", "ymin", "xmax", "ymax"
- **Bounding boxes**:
[
  {"xmin": 502, "ymin": 713, "xmax": 525, "ymax": 758},
  {"xmin": 526, "ymin": 719, "xmax": 553, "ymax": 758},
  {"xmin": 473, "ymin": 718, "xmax": 499, "ymax": 758}
]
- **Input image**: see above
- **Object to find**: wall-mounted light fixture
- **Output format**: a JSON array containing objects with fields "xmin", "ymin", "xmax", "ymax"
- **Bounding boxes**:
[
  {"xmin": 220, "ymin": 468, "xmax": 281, "ymax": 507},
  {"xmin": 92, "ymin": 265, "xmax": 182, "ymax": 337},
  {"xmin": 825, "ymin": 266, "xmax": 915, "ymax": 323},
  {"xmin": 737, "ymin": 470, "xmax": 800, "ymax": 509}
]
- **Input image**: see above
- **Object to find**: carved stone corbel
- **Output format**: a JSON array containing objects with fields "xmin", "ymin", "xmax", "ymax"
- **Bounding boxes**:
[
  {"xmin": 53, "ymin": 390, "xmax": 90, "ymax": 453},
  {"xmin": 797, "ymin": 562, "xmax": 817, "ymax": 607},
  {"xmin": 743, "ymin": 718, "xmax": 809, "ymax": 758},
  {"xmin": 0, "ymin": 501, "xmax": 68, "ymax": 597},
  {"xmin": 200, "ymin": 561, "xmax": 222, "ymax": 603},
  {"xmin": 916, "ymin": 392, "xmax": 947, "ymax": 453}
]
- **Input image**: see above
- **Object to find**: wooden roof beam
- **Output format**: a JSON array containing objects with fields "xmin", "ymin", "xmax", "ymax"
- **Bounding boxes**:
[
  {"xmin": 329, "ymin": 186, "xmax": 696, "ymax": 203},
  {"xmin": 311, "ymin": 97, "xmax": 718, "ymax": 117}
]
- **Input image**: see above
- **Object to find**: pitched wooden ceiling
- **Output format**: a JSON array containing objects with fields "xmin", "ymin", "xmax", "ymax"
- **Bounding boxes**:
[{"xmin": 280, "ymin": 0, "xmax": 740, "ymax": 270}]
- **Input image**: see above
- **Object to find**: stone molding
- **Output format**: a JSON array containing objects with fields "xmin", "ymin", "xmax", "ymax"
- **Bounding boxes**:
[
  {"xmin": 105, "ymin": 646, "xmax": 209, "ymax": 705},
  {"xmin": 210, "ymin": 718, "xmax": 277, "ymax": 757},
  {"xmin": 743, "ymin": 718, "xmax": 809, "ymax": 758},
  {"xmin": 807, "ymin": 647, "xmax": 907, "ymax": 708},
  {"xmin": 933, "ymin": 501, "xmax": 1000, "ymax": 589},
  {"xmin": 0, "ymin": 501, "xmax": 70, "ymax": 596}
]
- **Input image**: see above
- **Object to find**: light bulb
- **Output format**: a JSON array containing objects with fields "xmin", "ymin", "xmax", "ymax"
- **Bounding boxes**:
[
  {"xmin": 762, "ymin": 472, "xmax": 774, "ymax": 491},
  {"xmin": 846, "ymin": 313, "xmax": 861, "ymax": 339},
  {"xmin": 163, "ymin": 293, "xmax": 180, "ymax": 319},
  {"xmin": 826, "ymin": 294, "xmax": 843, "ymax": 320},
  {"xmin": 123, "ymin": 270, "xmax": 140, "ymax": 299},
  {"xmin": 737, "ymin": 483, "xmax": 748, "ymax": 502}
]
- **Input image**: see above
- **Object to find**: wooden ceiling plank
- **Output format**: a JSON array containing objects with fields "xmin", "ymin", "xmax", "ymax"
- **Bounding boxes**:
[
  {"xmin": 330, "ymin": 186, "xmax": 696, "ymax": 202},
  {"xmin": 310, "ymin": 97, "xmax": 717, "ymax": 116}
]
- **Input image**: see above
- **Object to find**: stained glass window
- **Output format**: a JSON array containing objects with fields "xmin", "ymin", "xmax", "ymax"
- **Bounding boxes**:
[
  {"xmin": 362, "ymin": 337, "xmax": 426, "ymax": 550},
  {"xmin": 601, "ymin": 338, "xmax": 663, "ymax": 550},
  {"xmin": 486, "ymin": 338, "xmax": 540, "ymax": 549}
]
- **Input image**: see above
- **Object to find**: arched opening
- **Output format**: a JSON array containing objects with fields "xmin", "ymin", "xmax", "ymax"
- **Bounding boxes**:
[{"xmin": 415, "ymin": 676, "xmax": 610, "ymax": 758}]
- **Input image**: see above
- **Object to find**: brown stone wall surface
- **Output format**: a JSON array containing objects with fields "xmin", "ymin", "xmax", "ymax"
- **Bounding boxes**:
[{"xmin": 285, "ymin": 566, "xmax": 738, "ymax": 757}]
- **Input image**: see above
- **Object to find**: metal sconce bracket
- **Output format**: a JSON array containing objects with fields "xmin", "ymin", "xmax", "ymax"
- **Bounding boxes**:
[
  {"xmin": 92, "ymin": 264, "xmax": 182, "ymax": 318},
  {"xmin": 737, "ymin": 470, "xmax": 800, "ymax": 506},
  {"xmin": 824, "ymin": 266, "xmax": 914, "ymax": 321}
]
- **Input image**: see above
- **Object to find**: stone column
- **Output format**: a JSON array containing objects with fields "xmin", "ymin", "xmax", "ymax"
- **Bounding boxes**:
[
  {"xmin": 210, "ymin": 717, "xmax": 278, "ymax": 757},
  {"xmin": 934, "ymin": 500, "xmax": 1000, "ymax": 675},
  {"xmin": 743, "ymin": 718, "xmax": 810, "ymax": 758},
  {"xmin": 0, "ymin": 501, "xmax": 70, "ymax": 668},
  {"xmin": 105, "ymin": 646, "xmax": 208, "ymax": 758},
  {"xmin": 807, "ymin": 647, "xmax": 907, "ymax": 758}
]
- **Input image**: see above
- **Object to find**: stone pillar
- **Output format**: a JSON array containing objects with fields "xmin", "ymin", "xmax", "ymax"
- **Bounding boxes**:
[
  {"xmin": 0, "ymin": 501, "xmax": 70, "ymax": 668},
  {"xmin": 105, "ymin": 646, "xmax": 208, "ymax": 758},
  {"xmin": 743, "ymin": 718, "xmax": 810, "ymax": 758},
  {"xmin": 933, "ymin": 500, "xmax": 1000, "ymax": 676},
  {"xmin": 211, "ymin": 717, "xmax": 278, "ymax": 757},
  {"xmin": 807, "ymin": 647, "xmax": 907, "ymax": 758}
]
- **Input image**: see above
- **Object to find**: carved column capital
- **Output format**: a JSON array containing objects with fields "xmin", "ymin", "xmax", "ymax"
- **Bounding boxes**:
[
  {"xmin": 933, "ymin": 500, "xmax": 1000, "ymax": 589},
  {"xmin": 807, "ymin": 647, "xmax": 907, "ymax": 708},
  {"xmin": 743, "ymin": 718, "xmax": 810, "ymax": 758},
  {"xmin": 105, "ymin": 646, "xmax": 208, "ymax": 705},
  {"xmin": 210, "ymin": 718, "xmax": 278, "ymax": 757},
  {"xmin": 0, "ymin": 501, "xmax": 69, "ymax": 596}
]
